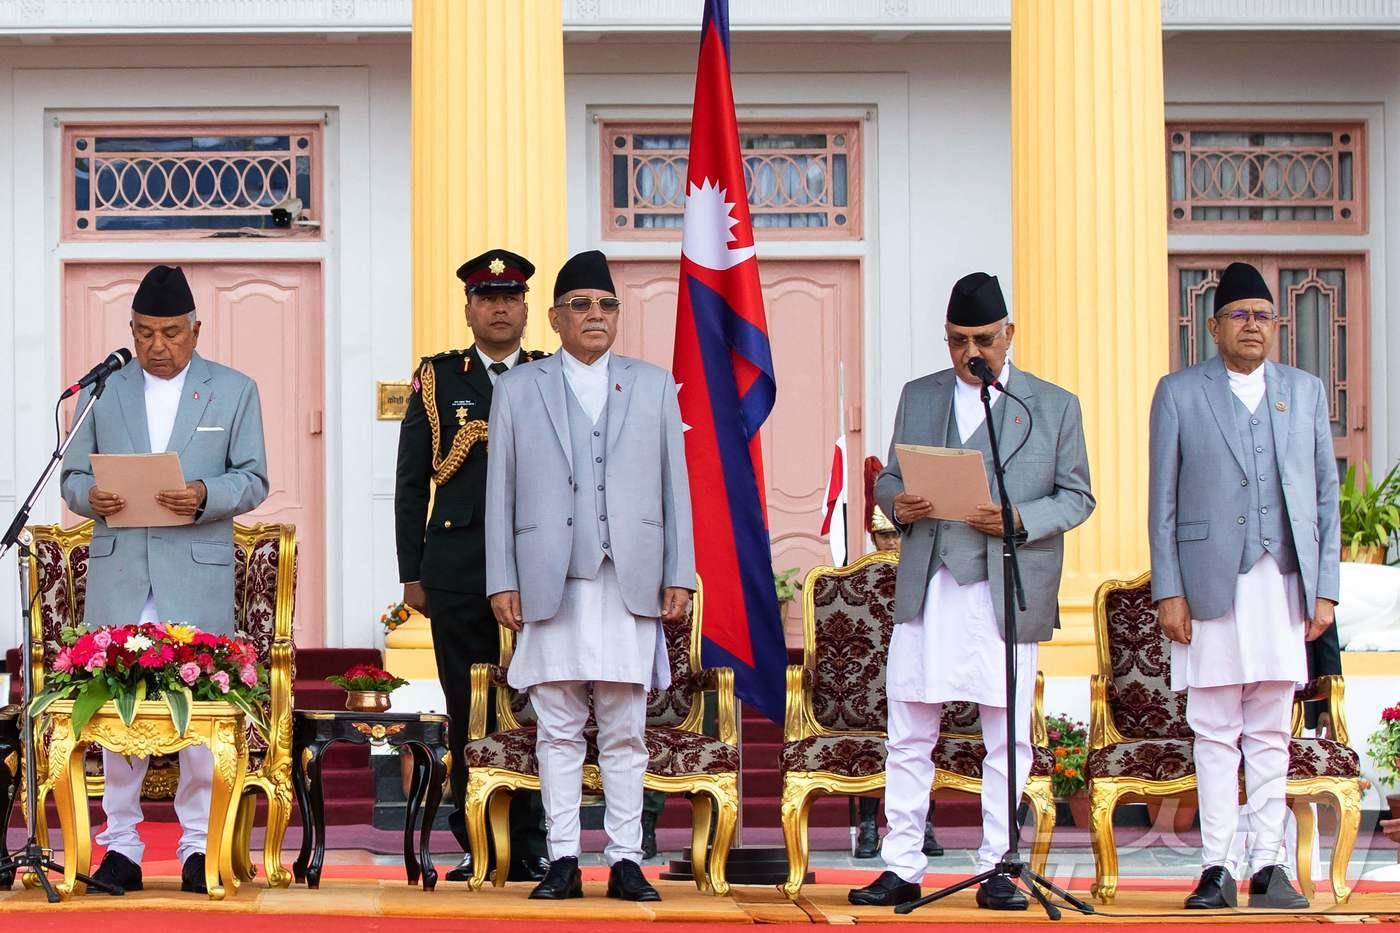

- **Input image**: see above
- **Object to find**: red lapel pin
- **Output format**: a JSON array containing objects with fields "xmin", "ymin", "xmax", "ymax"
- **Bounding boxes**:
[
  {"xmin": 193, "ymin": 392, "xmax": 200, "ymax": 400},
  {"xmin": 615, "ymin": 383, "xmax": 622, "ymax": 392},
  {"xmin": 1014, "ymin": 415, "xmax": 1022, "ymax": 424}
]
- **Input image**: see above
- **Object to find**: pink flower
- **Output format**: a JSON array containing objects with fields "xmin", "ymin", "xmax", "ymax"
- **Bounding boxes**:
[
  {"xmin": 211, "ymin": 670, "xmax": 231, "ymax": 694},
  {"xmin": 179, "ymin": 662, "xmax": 200, "ymax": 685},
  {"xmin": 84, "ymin": 652, "xmax": 107, "ymax": 672},
  {"xmin": 53, "ymin": 648, "xmax": 74, "ymax": 674},
  {"xmin": 92, "ymin": 630, "xmax": 113, "ymax": 650},
  {"xmin": 240, "ymin": 665, "xmax": 258, "ymax": 687}
]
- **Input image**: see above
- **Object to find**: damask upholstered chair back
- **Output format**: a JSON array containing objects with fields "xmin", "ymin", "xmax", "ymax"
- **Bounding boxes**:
[
  {"xmin": 1093, "ymin": 573, "xmax": 1191, "ymax": 741},
  {"xmin": 230, "ymin": 522, "xmax": 298, "ymax": 770},
  {"xmin": 801, "ymin": 552, "xmax": 898, "ymax": 735}
]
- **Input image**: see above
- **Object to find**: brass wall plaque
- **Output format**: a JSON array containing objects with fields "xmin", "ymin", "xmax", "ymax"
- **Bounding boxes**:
[{"xmin": 377, "ymin": 381, "xmax": 412, "ymax": 420}]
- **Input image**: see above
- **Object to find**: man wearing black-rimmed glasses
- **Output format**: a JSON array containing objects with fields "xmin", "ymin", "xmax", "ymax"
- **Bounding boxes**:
[{"xmin": 849, "ymin": 272, "xmax": 1094, "ymax": 910}]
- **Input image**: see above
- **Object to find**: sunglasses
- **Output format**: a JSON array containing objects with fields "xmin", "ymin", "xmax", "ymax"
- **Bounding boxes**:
[
  {"xmin": 555, "ymin": 296, "xmax": 622, "ymax": 314},
  {"xmin": 944, "ymin": 325, "xmax": 1007, "ymax": 350}
]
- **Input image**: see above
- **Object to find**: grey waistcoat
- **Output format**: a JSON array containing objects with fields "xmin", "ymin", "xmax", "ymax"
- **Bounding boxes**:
[
  {"xmin": 926, "ymin": 404, "xmax": 995, "ymax": 586},
  {"xmin": 565, "ymin": 384, "xmax": 611, "ymax": 580},
  {"xmin": 1234, "ymin": 393, "xmax": 1298, "ymax": 575}
]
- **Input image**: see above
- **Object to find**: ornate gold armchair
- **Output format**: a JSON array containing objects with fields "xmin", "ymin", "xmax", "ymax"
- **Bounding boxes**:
[
  {"xmin": 1087, "ymin": 573, "xmax": 1363, "ymax": 904},
  {"xmin": 462, "ymin": 582, "xmax": 740, "ymax": 894},
  {"xmin": 779, "ymin": 551, "xmax": 1057, "ymax": 897},
  {"xmin": 23, "ymin": 520, "xmax": 297, "ymax": 887}
]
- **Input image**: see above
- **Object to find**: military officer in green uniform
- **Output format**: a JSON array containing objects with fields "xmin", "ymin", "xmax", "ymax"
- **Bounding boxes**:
[{"xmin": 395, "ymin": 249, "xmax": 550, "ymax": 882}]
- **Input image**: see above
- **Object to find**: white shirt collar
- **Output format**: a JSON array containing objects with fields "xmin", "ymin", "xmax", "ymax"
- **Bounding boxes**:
[
  {"xmin": 952, "ymin": 361, "xmax": 1009, "ymax": 445},
  {"xmin": 561, "ymin": 349, "xmax": 610, "ymax": 378},
  {"xmin": 143, "ymin": 361, "xmax": 191, "ymax": 393},
  {"xmin": 1226, "ymin": 360, "xmax": 1267, "ymax": 409}
]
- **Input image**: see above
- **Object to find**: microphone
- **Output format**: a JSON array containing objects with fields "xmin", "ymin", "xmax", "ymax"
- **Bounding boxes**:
[
  {"xmin": 967, "ymin": 356, "xmax": 1004, "ymax": 391},
  {"xmin": 60, "ymin": 348, "xmax": 132, "ymax": 400}
]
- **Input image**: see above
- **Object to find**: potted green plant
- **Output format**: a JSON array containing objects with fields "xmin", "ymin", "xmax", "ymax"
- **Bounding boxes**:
[
  {"xmin": 1045, "ymin": 714, "xmax": 1089, "ymax": 827},
  {"xmin": 774, "ymin": 567, "xmax": 802, "ymax": 616},
  {"xmin": 1340, "ymin": 462, "xmax": 1400, "ymax": 564},
  {"xmin": 1367, "ymin": 702, "xmax": 1400, "ymax": 820}
]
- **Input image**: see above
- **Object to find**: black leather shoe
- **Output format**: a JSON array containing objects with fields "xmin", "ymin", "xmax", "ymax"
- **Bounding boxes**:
[
  {"xmin": 976, "ymin": 875, "xmax": 1028, "ymax": 910},
  {"xmin": 180, "ymin": 853, "xmax": 208, "ymax": 894},
  {"xmin": 1248, "ymin": 865, "xmax": 1308, "ymax": 909},
  {"xmin": 853, "ymin": 817, "xmax": 880, "ymax": 859},
  {"xmin": 847, "ymin": 870, "xmax": 920, "ymax": 906},
  {"xmin": 87, "ymin": 851, "xmax": 141, "ymax": 895},
  {"xmin": 445, "ymin": 852, "xmax": 475, "ymax": 882},
  {"xmin": 1185, "ymin": 865, "xmax": 1238, "ymax": 909},
  {"xmin": 922, "ymin": 818, "xmax": 943, "ymax": 857},
  {"xmin": 508, "ymin": 855, "xmax": 551, "ymax": 882},
  {"xmin": 641, "ymin": 810, "xmax": 659, "ymax": 859},
  {"xmin": 528, "ymin": 856, "xmax": 583, "ymax": 900},
  {"xmin": 607, "ymin": 858, "xmax": 661, "ymax": 901}
]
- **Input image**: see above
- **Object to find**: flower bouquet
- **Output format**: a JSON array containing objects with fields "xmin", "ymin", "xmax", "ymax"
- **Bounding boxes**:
[
  {"xmin": 1368, "ymin": 702, "xmax": 1400, "ymax": 790},
  {"xmin": 327, "ymin": 664, "xmax": 409, "ymax": 712},
  {"xmin": 379, "ymin": 601, "xmax": 413, "ymax": 633},
  {"xmin": 29, "ymin": 622, "xmax": 268, "ymax": 738}
]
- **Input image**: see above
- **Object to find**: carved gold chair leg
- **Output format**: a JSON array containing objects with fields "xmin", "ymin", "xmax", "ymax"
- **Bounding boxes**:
[
  {"xmin": 1024, "ymin": 777, "xmax": 1057, "ymax": 876},
  {"xmin": 780, "ymin": 778, "xmax": 815, "ymax": 899},
  {"xmin": 1087, "ymin": 781, "xmax": 1124, "ymax": 904},
  {"xmin": 688, "ymin": 792, "xmax": 713, "ymax": 895},
  {"xmin": 1324, "ymin": 781, "xmax": 1361, "ymax": 904},
  {"xmin": 262, "ymin": 779, "xmax": 294, "ymax": 888},
  {"xmin": 463, "ymin": 771, "xmax": 495, "ymax": 891},
  {"xmin": 488, "ymin": 788, "xmax": 514, "ymax": 889},
  {"xmin": 1291, "ymin": 799, "xmax": 1316, "ymax": 901},
  {"xmin": 707, "ymin": 775, "xmax": 738, "ymax": 897},
  {"xmin": 231, "ymin": 792, "xmax": 257, "ymax": 883}
]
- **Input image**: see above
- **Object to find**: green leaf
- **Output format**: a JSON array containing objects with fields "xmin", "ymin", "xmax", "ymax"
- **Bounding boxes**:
[
  {"xmin": 226, "ymin": 693, "xmax": 268, "ymax": 739},
  {"xmin": 113, "ymin": 680, "xmax": 149, "ymax": 727},
  {"xmin": 70, "ymin": 679, "xmax": 112, "ymax": 737},
  {"xmin": 164, "ymin": 686, "xmax": 192, "ymax": 737},
  {"xmin": 28, "ymin": 685, "xmax": 76, "ymax": 719}
]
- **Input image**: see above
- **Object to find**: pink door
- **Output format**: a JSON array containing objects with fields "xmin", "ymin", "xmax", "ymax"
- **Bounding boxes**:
[
  {"xmin": 63, "ymin": 262, "xmax": 326, "ymax": 645},
  {"xmin": 611, "ymin": 260, "xmax": 864, "ymax": 645}
]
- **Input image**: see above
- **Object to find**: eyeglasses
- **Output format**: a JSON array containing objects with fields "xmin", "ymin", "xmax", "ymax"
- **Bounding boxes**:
[
  {"xmin": 555, "ymin": 296, "xmax": 622, "ymax": 314},
  {"xmin": 1216, "ymin": 308, "xmax": 1278, "ymax": 325},
  {"xmin": 944, "ymin": 326, "xmax": 1006, "ymax": 350}
]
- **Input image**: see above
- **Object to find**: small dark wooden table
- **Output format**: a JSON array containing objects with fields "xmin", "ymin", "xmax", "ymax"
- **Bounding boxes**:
[
  {"xmin": 291, "ymin": 709, "xmax": 449, "ymax": 891},
  {"xmin": 0, "ymin": 705, "xmax": 19, "ymax": 889}
]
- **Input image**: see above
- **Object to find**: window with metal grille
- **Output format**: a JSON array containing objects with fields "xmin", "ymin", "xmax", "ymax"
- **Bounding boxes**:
[
  {"xmin": 603, "ymin": 121, "xmax": 860, "ymax": 239},
  {"xmin": 1167, "ymin": 123, "xmax": 1365, "ymax": 233},
  {"xmin": 63, "ymin": 124, "xmax": 322, "ymax": 238}
]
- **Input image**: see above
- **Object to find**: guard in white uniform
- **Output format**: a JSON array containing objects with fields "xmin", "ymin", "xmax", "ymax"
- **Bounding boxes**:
[
  {"xmin": 1148, "ymin": 261, "xmax": 1340, "ymax": 910},
  {"xmin": 848, "ymin": 273, "xmax": 1094, "ymax": 910},
  {"xmin": 485, "ymin": 250, "xmax": 694, "ymax": 902}
]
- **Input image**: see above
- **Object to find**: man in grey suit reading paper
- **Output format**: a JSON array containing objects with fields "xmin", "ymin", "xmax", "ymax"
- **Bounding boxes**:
[
  {"xmin": 848, "ymin": 272, "xmax": 1094, "ymax": 910},
  {"xmin": 60, "ymin": 265, "xmax": 269, "ymax": 896},
  {"xmin": 485, "ymin": 250, "xmax": 694, "ymax": 902},
  {"xmin": 1148, "ymin": 261, "xmax": 1338, "ymax": 911}
]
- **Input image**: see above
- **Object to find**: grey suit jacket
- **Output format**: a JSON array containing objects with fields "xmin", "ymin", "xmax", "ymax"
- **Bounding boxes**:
[
  {"xmin": 60, "ymin": 353, "xmax": 270, "ymax": 634},
  {"xmin": 874, "ymin": 366, "xmax": 1095, "ymax": 642},
  {"xmin": 484, "ymin": 353, "xmax": 695, "ymax": 623},
  {"xmin": 1148, "ymin": 355, "xmax": 1341, "ymax": 619}
]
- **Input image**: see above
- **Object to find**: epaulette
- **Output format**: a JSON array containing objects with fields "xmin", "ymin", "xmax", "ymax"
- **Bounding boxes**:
[
  {"xmin": 522, "ymin": 348, "xmax": 551, "ymax": 362},
  {"xmin": 412, "ymin": 349, "xmax": 466, "ymax": 392}
]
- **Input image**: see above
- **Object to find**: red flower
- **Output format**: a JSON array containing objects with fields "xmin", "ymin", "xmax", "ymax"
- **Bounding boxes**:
[
  {"xmin": 193, "ymin": 633, "xmax": 222, "ymax": 649},
  {"xmin": 1383, "ymin": 706, "xmax": 1400, "ymax": 721},
  {"xmin": 138, "ymin": 646, "xmax": 167, "ymax": 669}
]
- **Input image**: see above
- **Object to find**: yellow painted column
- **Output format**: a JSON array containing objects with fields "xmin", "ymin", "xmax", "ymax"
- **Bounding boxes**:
[
  {"xmin": 410, "ymin": 0, "xmax": 568, "ymax": 358},
  {"xmin": 389, "ymin": 0, "xmax": 568, "ymax": 679},
  {"xmin": 1011, "ymin": 0, "xmax": 1168, "ymax": 671}
]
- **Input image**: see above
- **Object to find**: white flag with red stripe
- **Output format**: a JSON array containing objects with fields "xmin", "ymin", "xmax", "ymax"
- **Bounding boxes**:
[{"xmin": 820, "ymin": 366, "xmax": 848, "ymax": 566}]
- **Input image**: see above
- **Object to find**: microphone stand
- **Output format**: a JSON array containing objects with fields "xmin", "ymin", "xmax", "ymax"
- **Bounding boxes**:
[
  {"xmin": 0, "ymin": 377, "xmax": 123, "ymax": 899},
  {"xmin": 896, "ymin": 375, "xmax": 1092, "ymax": 921}
]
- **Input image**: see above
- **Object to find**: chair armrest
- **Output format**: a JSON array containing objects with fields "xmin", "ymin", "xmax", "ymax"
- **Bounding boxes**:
[
  {"xmin": 1032, "ymin": 671, "xmax": 1047, "ymax": 747},
  {"xmin": 1289, "ymin": 675, "xmax": 1350, "ymax": 745},
  {"xmin": 784, "ymin": 664, "xmax": 813, "ymax": 743},
  {"xmin": 467, "ymin": 662, "xmax": 507, "ymax": 741},
  {"xmin": 699, "ymin": 667, "xmax": 738, "ymax": 746},
  {"xmin": 1088, "ymin": 673, "xmax": 1121, "ymax": 750}
]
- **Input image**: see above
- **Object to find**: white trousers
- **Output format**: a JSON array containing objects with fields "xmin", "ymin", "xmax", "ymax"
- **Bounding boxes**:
[
  {"xmin": 531, "ymin": 680, "xmax": 648, "ymax": 865},
  {"xmin": 883, "ymin": 697, "xmax": 1033, "ymax": 882},
  {"xmin": 1187, "ymin": 680, "xmax": 1294, "ymax": 876},
  {"xmin": 95, "ymin": 745, "xmax": 213, "ymax": 865}
]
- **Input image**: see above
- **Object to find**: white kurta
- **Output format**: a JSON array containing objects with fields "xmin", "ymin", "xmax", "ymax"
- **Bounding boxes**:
[
  {"xmin": 506, "ymin": 349, "xmax": 669, "ymax": 691},
  {"xmin": 887, "ymin": 363, "xmax": 1036, "ymax": 705},
  {"xmin": 1170, "ymin": 366, "xmax": 1308, "ymax": 693}
]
